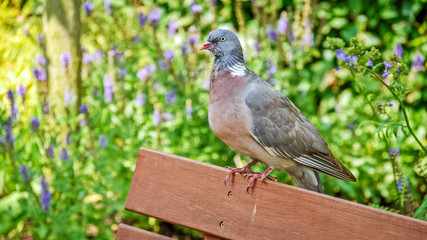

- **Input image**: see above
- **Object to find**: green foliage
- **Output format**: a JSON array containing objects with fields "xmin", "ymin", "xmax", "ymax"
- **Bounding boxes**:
[{"xmin": 1, "ymin": 0, "xmax": 426, "ymax": 239}]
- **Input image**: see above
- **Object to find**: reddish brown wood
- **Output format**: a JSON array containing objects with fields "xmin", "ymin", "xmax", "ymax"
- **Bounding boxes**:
[
  {"xmin": 125, "ymin": 148, "xmax": 427, "ymax": 240},
  {"xmin": 116, "ymin": 224, "xmax": 173, "ymax": 240},
  {"xmin": 203, "ymin": 234, "xmax": 223, "ymax": 240}
]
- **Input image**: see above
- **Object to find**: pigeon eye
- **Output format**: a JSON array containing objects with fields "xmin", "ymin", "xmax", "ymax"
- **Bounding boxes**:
[{"xmin": 220, "ymin": 36, "xmax": 226, "ymax": 42}]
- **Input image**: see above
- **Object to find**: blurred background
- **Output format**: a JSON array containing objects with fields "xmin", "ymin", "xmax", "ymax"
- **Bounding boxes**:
[{"xmin": 0, "ymin": 0, "xmax": 426, "ymax": 239}]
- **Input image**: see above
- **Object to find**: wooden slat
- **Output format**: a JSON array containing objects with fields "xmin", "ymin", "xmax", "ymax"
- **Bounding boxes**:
[
  {"xmin": 116, "ymin": 223, "xmax": 173, "ymax": 240},
  {"xmin": 125, "ymin": 148, "xmax": 427, "ymax": 240}
]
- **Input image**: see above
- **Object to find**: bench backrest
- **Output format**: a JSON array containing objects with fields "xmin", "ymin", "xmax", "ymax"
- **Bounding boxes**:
[{"xmin": 116, "ymin": 148, "xmax": 427, "ymax": 239}]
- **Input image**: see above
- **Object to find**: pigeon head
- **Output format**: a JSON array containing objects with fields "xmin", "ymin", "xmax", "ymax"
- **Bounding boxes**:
[{"xmin": 199, "ymin": 29, "xmax": 243, "ymax": 58}]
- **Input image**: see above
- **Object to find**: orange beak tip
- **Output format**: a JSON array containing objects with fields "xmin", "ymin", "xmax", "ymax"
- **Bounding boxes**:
[{"xmin": 199, "ymin": 42, "xmax": 213, "ymax": 51}]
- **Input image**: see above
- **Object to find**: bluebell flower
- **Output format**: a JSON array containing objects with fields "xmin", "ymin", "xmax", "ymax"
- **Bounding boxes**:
[
  {"xmin": 389, "ymin": 148, "xmax": 401, "ymax": 156},
  {"xmin": 40, "ymin": 176, "xmax": 51, "ymax": 212},
  {"xmin": 17, "ymin": 84, "xmax": 26, "ymax": 99},
  {"xmin": 65, "ymin": 133, "xmax": 71, "ymax": 145},
  {"xmin": 20, "ymin": 165, "xmax": 30, "ymax": 183},
  {"xmin": 98, "ymin": 135, "xmax": 107, "ymax": 149},
  {"xmin": 60, "ymin": 52, "xmax": 72, "ymax": 68},
  {"xmin": 36, "ymin": 34, "xmax": 44, "ymax": 45},
  {"xmin": 278, "ymin": 12, "xmax": 288, "ymax": 34},
  {"xmin": 168, "ymin": 21, "xmax": 177, "ymax": 36},
  {"xmin": 82, "ymin": 53, "xmax": 94, "ymax": 64},
  {"xmin": 336, "ymin": 67, "xmax": 341, "ymax": 71},
  {"xmin": 7, "ymin": 90, "xmax": 14, "ymax": 100},
  {"xmin": 137, "ymin": 65, "xmax": 156, "ymax": 81},
  {"xmin": 118, "ymin": 69, "xmax": 127, "ymax": 76},
  {"xmin": 148, "ymin": 8, "xmax": 161, "ymax": 27},
  {"xmin": 190, "ymin": 3, "xmax": 202, "ymax": 14},
  {"xmin": 186, "ymin": 106, "xmax": 193, "ymax": 119},
  {"xmin": 36, "ymin": 55, "xmax": 46, "ymax": 65},
  {"xmin": 138, "ymin": 13, "xmax": 147, "ymax": 27},
  {"xmin": 153, "ymin": 110, "xmax": 160, "ymax": 126},
  {"xmin": 254, "ymin": 41, "xmax": 260, "ymax": 54},
  {"xmin": 64, "ymin": 89, "xmax": 74, "ymax": 107},
  {"xmin": 188, "ymin": 34, "xmax": 200, "ymax": 45},
  {"xmin": 104, "ymin": 0, "xmax": 112, "ymax": 14},
  {"xmin": 82, "ymin": 1, "xmax": 94, "ymax": 16},
  {"xmin": 47, "ymin": 145, "xmax": 54, "ymax": 158},
  {"xmin": 164, "ymin": 50, "xmax": 175, "ymax": 61},
  {"xmin": 165, "ymin": 90, "xmax": 177, "ymax": 104},
  {"xmin": 397, "ymin": 69, "xmax": 400, "ymax": 74},
  {"xmin": 33, "ymin": 67, "xmax": 47, "ymax": 81},
  {"xmin": 30, "ymin": 117, "xmax": 40, "ymax": 132},
  {"xmin": 79, "ymin": 105, "xmax": 88, "ymax": 114},
  {"xmin": 367, "ymin": 57, "xmax": 373, "ymax": 67},
  {"xmin": 267, "ymin": 27, "xmax": 278, "ymax": 42},
  {"xmin": 387, "ymin": 102, "xmax": 392, "ymax": 107},
  {"xmin": 394, "ymin": 44, "xmax": 403, "ymax": 58},
  {"xmin": 103, "ymin": 74, "xmax": 114, "ymax": 103},
  {"xmin": 397, "ymin": 178, "xmax": 403, "ymax": 192},
  {"xmin": 335, "ymin": 49, "xmax": 347, "ymax": 60},
  {"xmin": 181, "ymin": 43, "xmax": 189, "ymax": 56},
  {"xmin": 350, "ymin": 55, "xmax": 358, "ymax": 64},
  {"xmin": 411, "ymin": 51, "xmax": 424, "ymax": 72},
  {"xmin": 164, "ymin": 112, "xmax": 174, "ymax": 120},
  {"xmin": 95, "ymin": 50, "xmax": 104, "ymax": 63},
  {"xmin": 134, "ymin": 93, "xmax": 146, "ymax": 107},
  {"xmin": 157, "ymin": 59, "xmax": 168, "ymax": 70},
  {"xmin": 60, "ymin": 148, "xmax": 69, "ymax": 160},
  {"xmin": 383, "ymin": 61, "xmax": 393, "ymax": 71},
  {"xmin": 266, "ymin": 61, "xmax": 277, "ymax": 78},
  {"xmin": 42, "ymin": 102, "xmax": 50, "ymax": 115}
]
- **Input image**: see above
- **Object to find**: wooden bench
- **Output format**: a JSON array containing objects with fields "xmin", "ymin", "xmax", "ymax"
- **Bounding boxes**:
[{"xmin": 116, "ymin": 148, "xmax": 427, "ymax": 240}]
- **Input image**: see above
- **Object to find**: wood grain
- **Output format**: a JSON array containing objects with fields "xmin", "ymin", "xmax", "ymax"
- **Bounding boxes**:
[
  {"xmin": 124, "ymin": 148, "xmax": 427, "ymax": 240},
  {"xmin": 116, "ymin": 224, "xmax": 174, "ymax": 240}
]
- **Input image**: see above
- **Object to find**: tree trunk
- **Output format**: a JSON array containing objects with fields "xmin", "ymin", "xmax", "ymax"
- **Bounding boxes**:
[{"xmin": 43, "ymin": 0, "xmax": 82, "ymax": 113}]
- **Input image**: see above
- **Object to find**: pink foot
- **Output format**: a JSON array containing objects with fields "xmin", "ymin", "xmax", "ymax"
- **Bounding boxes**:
[
  {"xmin": 245, "ymin": 167, "xmax": 275, "ymax": 193},
  {"xmin": 224, "ymin": 165, "xmax": 254, "ymax": 185}
]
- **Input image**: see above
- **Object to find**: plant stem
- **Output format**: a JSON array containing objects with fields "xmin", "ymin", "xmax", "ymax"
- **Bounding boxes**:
[{"xmin": 366, "ymin": 69, "xmax": 426, "ymax": 153}]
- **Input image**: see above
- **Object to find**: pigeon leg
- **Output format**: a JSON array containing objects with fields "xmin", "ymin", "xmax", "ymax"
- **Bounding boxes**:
[
  {"xmin": 224, "ymin": 159, "xmax": 257, "ymax": 185},
  {"xmin": 245, "ymin": 167, "xmax": 275, "ymax": 193}
]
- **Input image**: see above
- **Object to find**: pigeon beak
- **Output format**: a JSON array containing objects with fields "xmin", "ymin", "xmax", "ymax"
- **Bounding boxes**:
[{"xmin": 199, "ymin": 42, "xmax": 214, "ymax": 51}]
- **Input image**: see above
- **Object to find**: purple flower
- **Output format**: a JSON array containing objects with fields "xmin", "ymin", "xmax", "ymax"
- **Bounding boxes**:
[
  {"xmin": 82, "ymin": 53, "xmax": 94, "ymax": 64},
  {"xmin": 387, "ymin": 102, "xmax": 393, "ymax": 107},
  {"xmin": 165, "ymin": 90, "xmax": 177, "ymax": 104},
  {"xmin": 164, "ymin": 112, "xmax": 174, "ymax": 120},
  {"xmin": 267, "ymin": 27, "xmax": 278, "ymax": 42},
  {"xmin": 137, "ymin": 65, "xmax": 156, "ymax": 81},
  {"xmin": 98, "ymin": 135, "xmax": 107, "ymax": 149},
  {"xmin": 30, "ymin": 117, "xmax": 40, "ymax": 132},
  {"xmin": 79, "ymin": 104, "xmax": 88, "ymax": 113},
  {"xmin": 336, "ymin": 67, "xmax": 341, "ymax": 71},
  {"xmin": 367, "ymin": 57, "xmax": 373, "ymax": 67},
  {"xmin": 33, "ymin": 67, "xmax": 47, "ymax": 81},
  {"xmin": 36, "ymin": 34, "xmax": 44, "ymax": 45},
  {"xmin": 104, "ymin": 0, "xmax": 112, "ymax": 14},
  {"xmin": 17, "ymin": 84, "xmax": 26, "ymax": 99},
  {"xmin": 190, "ymin": 3, "xmax": 202, "ymax": 14},
  {"xmin": 118, "ymin": 69, "xmax": 127, "ymax": 76},
  {"xmin": 186, "ymin": 106, "xmax": 193, "ymax": 119},
  {"xmin": 335, "ymin": 49, "xmax": 347, "ymax": 60},
  {"xmin": 36, "ymin": 55, "xmax": 46, "ymax": 65},
  {"xmin": 40, "ymin": 176, "xmax": 51, "ymax": 212},
  {"xmin": 181, "ymin": 43, "xmax": 189, "ymax": 56},
  {"xmin": 254, "ymin": 41, "xmax": 260, "ymax": 54},
  {"xmin": 82, "ymin": 1, "xmax": 94, "ymax": 16},
  {"xmin": 95, "ymin": 50, "xmax": 104, "ymax": 63},
  {"xmin": 188, "ymin": 34, "xmax": 200, "ymax": 45},
  {"xmin": 383, "ymin": 61, "xmax": 393, "ymax": 71},
  {"xmin": 203, "ymin": 79, "xmax": 210, "ymax": 90},
  {"xmin": 60, "ymin": 52, "xmax": 72, "ymax": 68},
  {"xmin": 138, "ymin": 13, "xmax": 147, "ymax": 26},
  {"xmin": 164, "ymin": 49, "xmax": 174, "ymax": 60},
  {"xmin": 397, "ymin": 69, "xmax": 400, "ymax": 74},
  {"xmin": 267, "ymin": 61, "xmax": 277, "ymax": 78},
  {"xmin": 65, "ymin": 133, "xmax": 71, "ymax": 145},
  {"xmin": 64, "ymin": 89, "xmax": 74, "ymax": 107},
  {"xmin": 42, "ymin": 102, "xmax": 49, "ymax": 115},
  {"xmin": 389, "ymin": 148, "xmax": 401, "ymax": 156},
  {"xmin": 7, "ymin": 90, "xmax": 14, "ymax": 100},
  {"xmin": 20, "ymin": 165, "xmax": 30, "ymax": 183},
  {"xmin": 303, "ymin": 32, "xmax": 314, "ymax": 46},
  {"xmin": 103, "ymin": 74, "xmax": 114, "ymax": 103},
  {"xmin": 157, "ymin": 59, "xmax": 168, "ymax": 70},
  {"xmin": 350, "ymin": 55, "xmax": 358, "ymax": 64},
  {"xmin": 47, "ymin": 145, "xmax": 54, "ymax": 158},
  {"xmin": 168, "ymin": 21, "xmax": 177, "ymax": 36},
  {"xmin": 134, "ymin": 93, "xmax": 146, "ymax": 106},
  {"xmin": 108, "ymin": 49, "xmax": 117, "ymax": 57},
  {"xmin": 397, "ymin": 178, "xmax": 403, "ymax": 192},
  {"xmin": 60, "ymin": 148, "xmax": 69, "ymax": 160},
  {"xmin": 148, "ymin": 8, "xmax": 161, "ymax": 27},
  {"xmin": 394, "ymin": 44, "xmax": 403, "ymax": 58},
  {"xmin": 412, "ymin": 51, "xmax": 424, "ymax": 72},
  {"xmin": 153, "ymin": 109, "xmax": 160, "ymax": 126},
  {"xmin": 278, "ymin": 12, "xmax": 288, "ymax": 34},
  {"xmin": 382, "ymin": 72, "xmax": 390, "ymax": 78}
]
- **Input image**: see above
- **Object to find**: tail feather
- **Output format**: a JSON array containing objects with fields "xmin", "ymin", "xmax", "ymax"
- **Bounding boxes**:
[{"xmin": 288, "ymin": 165, "xmax": 324, "ymax": 193}]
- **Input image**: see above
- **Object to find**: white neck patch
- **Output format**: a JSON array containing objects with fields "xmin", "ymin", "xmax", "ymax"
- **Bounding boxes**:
[{"xmin": 227, "ymin": 62, "xmax": 246, "ymax": 77}]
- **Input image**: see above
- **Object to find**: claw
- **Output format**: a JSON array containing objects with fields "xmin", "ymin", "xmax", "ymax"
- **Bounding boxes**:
[{"xmin": 244, "ymin": 167, "xmax": 275, "ymax": 193}]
